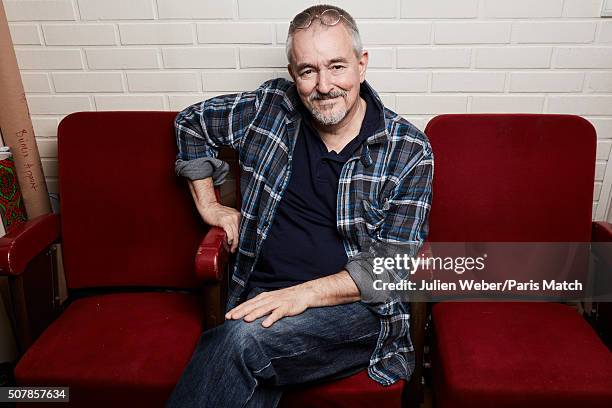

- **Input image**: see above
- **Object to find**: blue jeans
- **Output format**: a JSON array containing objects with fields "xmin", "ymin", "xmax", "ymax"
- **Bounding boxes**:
[{"xmin": 166, "ymin": 286, "xmax": 381, "ymax": 408}]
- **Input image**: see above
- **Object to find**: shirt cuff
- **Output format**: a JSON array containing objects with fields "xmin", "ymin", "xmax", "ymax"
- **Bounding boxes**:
[
  {"xmin": 175, "ymin": 157, "xmax": 230, "ymax": 186},
  {"xmin": 345, "ymin": 241, "xmax": 421, "ymax": 305},
  {"xmin": 345, "ymin": 253, "xmax": 389, "ymax": 305}
]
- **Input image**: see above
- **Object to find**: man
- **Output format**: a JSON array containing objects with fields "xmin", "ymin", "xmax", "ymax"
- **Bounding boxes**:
[{"xmin": 167, "ymin": 4, "xmax": 433, "ymax": 407}]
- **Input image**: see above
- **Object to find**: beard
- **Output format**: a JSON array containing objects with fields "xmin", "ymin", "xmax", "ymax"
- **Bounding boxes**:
[{"xmin": 307, "ymin": 89, "xmax": 348, "ymax": 126}]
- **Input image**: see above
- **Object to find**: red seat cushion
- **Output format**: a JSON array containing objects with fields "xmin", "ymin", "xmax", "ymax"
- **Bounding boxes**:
[
  {"xmin": 432, "ymin": 302, "xmax": 612, "ymax": 408},
  {"xmin": 15, "ymin": 292, "xmax": 203, "ymax": 407},
  {"xmin": 279, "ymin": 370, "xmax": 405, "ymax": 408}
]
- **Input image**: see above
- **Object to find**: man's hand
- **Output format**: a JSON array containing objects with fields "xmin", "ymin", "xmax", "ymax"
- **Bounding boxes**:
[
  {"xmin": 188, "ymin": 178, "xmax": 241, "ymax": 253},
  {"xmin": 225, "ymin": 285, "xmax": 313, "ymax": 327},
  {"xmin": 225, "ymin": 271, "xmax": 361, "ymax": 327},
  {"xmin": 199, "ymin": 202, "xmax": 241, "ymax": 253}
]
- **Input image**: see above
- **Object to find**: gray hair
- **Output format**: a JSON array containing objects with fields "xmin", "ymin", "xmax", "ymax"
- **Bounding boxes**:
[{"xmin": 286, "ymin": 4, "xmax": 363, "ymax": 67}]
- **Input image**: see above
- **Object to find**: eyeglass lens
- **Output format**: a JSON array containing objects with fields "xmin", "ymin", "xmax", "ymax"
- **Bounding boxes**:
[{"xmin": 292, "ymin": 9, "xmax": 341, "ymax": 29}]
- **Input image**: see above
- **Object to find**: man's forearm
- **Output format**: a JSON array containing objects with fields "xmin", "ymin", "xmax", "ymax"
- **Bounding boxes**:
[
  {"xmin": 298, "ymin": 270, "xmax": 361, "ymax": 307},
  {"xmin": 225, "ymin": 270, "xmax": 362, "ymax": 325},
  {"xmin": 187, "ymin": 177, "xmax": 241, "ymax": 253},
  {"xmin": 188, "ymin": 177, "xmax": 217, "ymax": 209}
]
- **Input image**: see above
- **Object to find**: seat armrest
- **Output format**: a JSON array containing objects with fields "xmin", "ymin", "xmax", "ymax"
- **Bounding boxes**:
[
  {"xmin": 402, "ymin": 241, "xmax": 432, "ymax": 407},
  {"xmin": 592, "ymin": 221, "xmax": 612, "ymax": 272},
  {"xmin": 195, "ymin": 226, "xmax": 230, "ymax": 281},
  {"xmin": 0, "ymin": 213, "xmax": 60, "ymax": 276},
  {"xmin": 592, "ymin": 221, "xmax": 612, "ymax": 242}
]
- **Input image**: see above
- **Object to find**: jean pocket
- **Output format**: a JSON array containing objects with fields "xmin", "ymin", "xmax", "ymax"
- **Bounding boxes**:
[{"xmin": 246, "ymin": 286, "xmax": 268, "ymax": 300}]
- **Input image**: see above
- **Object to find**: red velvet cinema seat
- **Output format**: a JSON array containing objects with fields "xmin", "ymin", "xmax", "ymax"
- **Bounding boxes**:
[
  {"xmin": 7, "ymin": 112, "xmax": 230, "ymax": 407},
  {"xmin": 425, "ymin": 114, "xmax": 612, "ymax": 408}
]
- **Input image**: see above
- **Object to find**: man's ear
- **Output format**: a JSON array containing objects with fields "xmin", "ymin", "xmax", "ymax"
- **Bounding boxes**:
[
  {"xmin": 358, "ymin": 50, "xmax": 369, "ymax": 83},
  {"xmin": 287, "ymin": 64, "xmax": 296, "ymax": 82}
]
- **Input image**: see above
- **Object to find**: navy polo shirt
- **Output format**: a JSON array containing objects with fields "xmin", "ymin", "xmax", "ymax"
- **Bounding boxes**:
[{"xmin": 247, "ymin": 87, "xmax": 381, "ymax": 291}]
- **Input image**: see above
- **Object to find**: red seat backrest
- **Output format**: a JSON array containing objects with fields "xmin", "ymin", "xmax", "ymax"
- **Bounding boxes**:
[
  {"xmin": 425, "ymin": 114, "xmax": 596, "ymax": 242},
  {"xmin": 58, "ymin": 111, "xmax": 205, "ymax": 290}
]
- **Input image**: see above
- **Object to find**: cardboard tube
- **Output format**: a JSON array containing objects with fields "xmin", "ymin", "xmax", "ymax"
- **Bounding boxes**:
[{"xmin": 0, "ymin": 1, "xmax": 50, "ymax": 219}]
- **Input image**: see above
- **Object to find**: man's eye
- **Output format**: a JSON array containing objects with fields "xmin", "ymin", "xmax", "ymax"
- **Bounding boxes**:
[
  {"xmin": 332, "ymin": 65, "xmax": 345, "ymax": 70},
  {"xmin": 300, "ymin": 69, "xmax": 314, "ymax": 76}
]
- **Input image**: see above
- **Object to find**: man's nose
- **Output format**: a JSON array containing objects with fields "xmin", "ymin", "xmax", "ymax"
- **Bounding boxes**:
[{"xmin": 316, "ymin": 69, "xmax": 332, "ymax": 94}]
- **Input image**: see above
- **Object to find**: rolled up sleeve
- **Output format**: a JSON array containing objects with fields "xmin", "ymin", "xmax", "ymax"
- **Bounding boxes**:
[
  {"xmin": 175, "ymin": 157, "xmax": 230, "ymax": 185},
  {"xmin": 174, "ymin": 85, "xmax": 262, "ymax": 182}
]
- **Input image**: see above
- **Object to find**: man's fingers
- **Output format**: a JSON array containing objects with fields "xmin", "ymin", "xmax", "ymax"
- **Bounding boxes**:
[
  {"xmin": 201, "ymin": 204, "xmax": 241, "ymax": 252},
  {"xmin": 243, "ymin": 303, "xmax": 276, "ymax": 322},
  {"xmin": 238, "ymin": 298, "xmax": 275, "ymax": 320},
  {"xmin": 262, "ymin": 309, "xmax": 285, "ymax": 328},
  {"xmin": 225, "ymin": 224, "xmax": 233, "ymax": 246},
  {"xmin": 225, "ymin": 298, "xmax": 248, "ymax": 319},
  {"xmin": 225, "ymin": 291, "xmax": 275, "ymax": 319},
  {"xmin": 225, "ymin": 306, "xmax": 239, "ymax": 320},
  {"xmin": 226, "ymin": 296, "xmax": 264, "ymax": 319},
  {"xmin": 223, "ymin": 221, "xmax": 240, "ymax": 253},
  {"xmin": 231, "ymin": 211, "xmax": 240, "ymax": 251},
  {"xmin": 224, "ymin": 224, "xmax": 235, "ymax": 251},
  {"xmin": 229, "ymin": 223, "xmax": 239, "ymax": 252}
]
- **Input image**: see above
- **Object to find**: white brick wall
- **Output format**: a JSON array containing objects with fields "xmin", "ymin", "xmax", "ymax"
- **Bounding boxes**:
[
  {"xmin": 5, "ymin": 1, "xmax": 75, "ymax": 21},
  {"xmin": 4, "ymin": 0, "xmax": 612, "ymax": 220},
  {"xmin": 42, "ymin": 24, "xmax": 117, "ymax": 45},
  {"xmin": 119, "ymin": 23, "xmax": 193, "ymax": 45},
  {"xmin": 77, "ymin": 0, "xmax": 155, "ymax": 21},
  {"xmin": 470, "ymin": 95, "xmax": 545, "ymax": 113},
  {"xmin": 162, "ymin": 47, "xmax": 236, "ymax": 68},
  {"xmin": 8, "ymin": 23, "xmax": 41, "ymax": 44},
  {"xmin": 397, "ymin": 47, "xmax": 471, "ymax": 68},
  {"xmin": 22, "ymin": 72, "xmax": 51, "ymax": 92},
  {"xmin": 157, "ymin": 0, "xmax": 233, "ymax": 20},
  {"xmin": 401, "ymin": 0, "xmax": 479, "ymax": 19},
  {"xmin": 197, "ymin": 23, "xmax": 273, "ymax": 44},
  {"xmin": 239, "ymin": 47, "xmax": 285, "ymax": 67},
  {"xmin": 482, "ymin": 0, "xmax": 564, "ymax": 18},
  {"xmin": 85, "ymin": 48, "xmax": 159, "ymax": 69},
  {"xmin": 509, "ymin": 72, "xmax": 584, "ymax": 92},
  {"xmin": 359, "ymin": 22, "xmax": 430, "ymax": 45},
  {"xmin": 432, "ymin": 71, "xmax": 506, "ymax": 92},
  {"xmin": 513, "ymin": 22, "xmax": 596, "ymax": 44},
  {"xmin": 474, "ymin": 47, "xmax": 553, "ymax": 68},
  {"xmin": 434, "ymin": 22, "xmax": 512, "ymax": 44}
]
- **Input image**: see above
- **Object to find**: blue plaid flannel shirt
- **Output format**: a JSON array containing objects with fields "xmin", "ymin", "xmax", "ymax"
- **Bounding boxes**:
[{"xmin": 174, "ymin": 78, "xmax": 434, "ymax": 386}]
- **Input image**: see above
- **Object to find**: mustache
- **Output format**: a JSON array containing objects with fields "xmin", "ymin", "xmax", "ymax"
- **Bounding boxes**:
[{"xmin": 308, "ymin": 89, "xmax": 347, "ymax": 101}]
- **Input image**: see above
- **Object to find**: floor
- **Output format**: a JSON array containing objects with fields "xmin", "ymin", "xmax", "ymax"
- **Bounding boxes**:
[{"xmin": 421, "ymin": 387, "xmax": 433, "ymax": 408}]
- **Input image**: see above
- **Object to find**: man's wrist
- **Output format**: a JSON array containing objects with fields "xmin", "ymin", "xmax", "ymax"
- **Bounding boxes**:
[
  {"xmin": 300, "ymin": 281, "xmax": 326, "ymax": 307},
  {"xmin": 296, "ymin": 271, "xmax": 361, "ymax": 308},
  {"xmin": 189, "ymin": 178, "xmax": 218, "ymax": 209},
  {"xmin": 200, "ymin": 200, "xmax": 221, "ymax": 210}
]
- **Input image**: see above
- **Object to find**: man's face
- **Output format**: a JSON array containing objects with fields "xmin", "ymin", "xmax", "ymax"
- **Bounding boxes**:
[{"xmin": 288, "ymin": 21, "xmax": 368, "ymax": 127}]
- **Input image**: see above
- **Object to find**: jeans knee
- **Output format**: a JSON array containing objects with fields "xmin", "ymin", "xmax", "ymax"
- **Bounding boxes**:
[{"xmin": 219, "ymin": 318, "xmax": 268, "ymax": 353}]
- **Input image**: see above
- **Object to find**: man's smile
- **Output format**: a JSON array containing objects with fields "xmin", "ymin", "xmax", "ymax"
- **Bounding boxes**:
[{"xmin": 316, "ymin": 96, "xmax": 340, "ymax": 106}]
